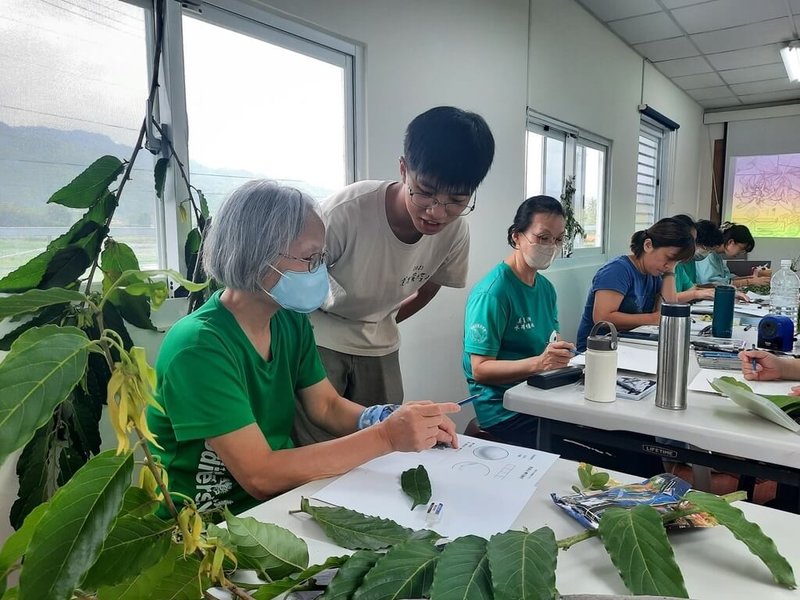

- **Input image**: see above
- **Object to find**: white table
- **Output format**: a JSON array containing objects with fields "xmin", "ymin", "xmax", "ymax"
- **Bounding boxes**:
[
  {"xmin": 238, "ymin": 458, "xmax": 800, "ymax": 599},
  {"xmin": 504, "ymin": 338, "xmax": 800, "ymax": 506}
]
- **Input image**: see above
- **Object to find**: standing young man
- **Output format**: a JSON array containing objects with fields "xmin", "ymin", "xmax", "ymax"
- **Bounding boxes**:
[{"xmin": 294, "ymin": 106, "xmax": 495, "ymax": 445}]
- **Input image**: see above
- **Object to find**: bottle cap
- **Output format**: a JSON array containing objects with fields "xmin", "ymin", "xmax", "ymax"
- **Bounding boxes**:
[
  {"xmin": 660, "ymin": 303, "xmax": 690, "ymax": 317},
  {"xmin": 587, "ymin": 321, "xmax": 618, "ymax": 351}
]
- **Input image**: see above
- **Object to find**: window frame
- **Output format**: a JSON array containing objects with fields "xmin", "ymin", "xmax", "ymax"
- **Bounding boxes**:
[
  {"xmin": 636, "ymin": 117, "xmax": 671, "ymax": 230},
  {"xmin": 152, "ymin": 0, "xmax": 363, "ymax": 275},
  {"xmin": 525, "ymin": 109, "xmax": 611, "ymax": 259}
]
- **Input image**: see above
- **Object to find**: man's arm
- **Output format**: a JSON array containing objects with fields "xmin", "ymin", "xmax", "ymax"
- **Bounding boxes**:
[{"xmin": 396, "ymin": 280, "xmax": 441, "ymax": 323}]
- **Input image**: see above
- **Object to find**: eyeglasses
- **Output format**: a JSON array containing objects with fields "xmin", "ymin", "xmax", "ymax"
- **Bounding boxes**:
[
  {"xmin": 407, "ymin": 175, "xmax": 475, "ymax": 217},
  {"xmin": 278, "ymin": 250, "xmax": 328, "ymax": 273},
  {"xmin": 519, "ymin": 231, "xmax": 565, "ymax": 247}
]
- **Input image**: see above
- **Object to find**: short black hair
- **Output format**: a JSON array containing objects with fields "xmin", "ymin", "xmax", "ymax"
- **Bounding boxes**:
[
  {"xmin": 630, "ymin": 217, "xmax": 695, "ymax": 262},
  {"xmin": 721, "ymin": 222, "xmax": 755, "ymax": 253},
  {"xmin": 403, "ymin": 106, "xmax": 495, "ymax": 195},
  {"xmin": 507, "ymin": 195, "xmax": 565, "ymax": 248},
  {"xmin": 695, "ymin": 219, "xmax": 723, "ymax": 247}
]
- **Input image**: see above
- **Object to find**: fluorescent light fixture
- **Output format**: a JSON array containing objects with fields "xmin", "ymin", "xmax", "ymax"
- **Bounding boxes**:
[{"xmin": 780, "ymin": 42, "xmax": 800, "ymax": 83}]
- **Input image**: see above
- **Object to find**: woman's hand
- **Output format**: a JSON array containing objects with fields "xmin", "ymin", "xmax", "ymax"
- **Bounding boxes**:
[
  {"xmin": 739, "ymin": 349, "xmax": 783, "ymax": 381},
  {"xmin": 379, "ymin": 401, "xmax": 460, "ymax": 452},
  {"xmin": 535, "ymin": 341, "xmax": 574, "ymax": 371}
]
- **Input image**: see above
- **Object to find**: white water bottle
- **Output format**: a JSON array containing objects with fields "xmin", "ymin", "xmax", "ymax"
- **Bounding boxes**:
[
  {"xmin": 584, "ymin": 321, "xmax": 618, "ymax": 403},
  {"xmin": 769, "ymin": 259, "xmax": 800, "ymax": 335}
]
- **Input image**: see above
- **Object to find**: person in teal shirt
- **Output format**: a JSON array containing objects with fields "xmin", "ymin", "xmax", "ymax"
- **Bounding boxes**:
[
  {"xmin": 695, "ymin": 222, "xmax": 769, "ymax": 287},
  {"xmin": 148, "ymin": 180, "xmax": 459, "ymax": 516},
  {"xmin": 463, "ymin": 195, "xmax": 575, "ymax": 447},
  {"xmin": 673, "ymin": 216, "xmax": 718, "ymax": 302}
]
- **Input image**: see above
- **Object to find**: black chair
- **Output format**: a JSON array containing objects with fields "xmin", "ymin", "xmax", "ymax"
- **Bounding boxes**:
[{"xmin": 463, "ymin": 417, "xmax": 495, "ymax": 441}]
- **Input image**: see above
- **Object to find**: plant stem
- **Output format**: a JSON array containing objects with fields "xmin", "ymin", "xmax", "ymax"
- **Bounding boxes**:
[{"xmin": 134, "ymin": 427, "xmax": 180, "ymax": 520}]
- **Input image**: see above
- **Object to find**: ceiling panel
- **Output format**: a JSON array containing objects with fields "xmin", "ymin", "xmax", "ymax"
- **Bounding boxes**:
[
  {"xmin": 574, "ymin": 0, "xmax": 800, "ymax": 110},
  {"xmin": 691, "ymin": 18, "xmax": 793, "ymax": 54},
  {"xmin": 671, "ymin": 71, "xmax": 725, "ymax": 89},
  {"xmin": 706, "ymin": 45, "xmax": 784, "ymax": 70},
  {"xmin": 633, "ymin": 36, "xmax": 699, "ymax": 61},
  {"xmin": 719, "ymin": 63, "xmax": 788, "ymax": 84},
  {"xmin": 652, "ymin": 55, "xmax": 713, "ymax": 77},
  {"xmin": 671, "ymin": 0, "xmax": 788, "ymax": 35},
  {"xmin": 730, "ymin": 78, "xmax": 800, "ymax": 95},
  {"xmin": 578, "ymin": 0, "xmax": 661, "ymax": 22},
  {"xmin": 608, "ymin": 13, "xmax": 683, "ymax": 44}
]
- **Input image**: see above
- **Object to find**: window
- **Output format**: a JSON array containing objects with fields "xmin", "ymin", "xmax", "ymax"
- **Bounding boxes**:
[
  {"xmin": 525, "ymin": 111, "xmax": 609, "ymax": 252},
  {"xmin": 0, "ymin": 0, "xmax": 359, "ymax": 278},
  {"xmin": 636, "ymin": 119, "xmax": 668, "ymax": 231},
  {"xmin": 0, "ymin": 0, "xmax": 156, "ymax": 276}
]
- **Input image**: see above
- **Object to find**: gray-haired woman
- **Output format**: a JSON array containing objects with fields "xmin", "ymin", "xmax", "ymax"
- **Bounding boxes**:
[{"xmin": 147, "ymin": 180, "xmax": 459, "ymax": 515}]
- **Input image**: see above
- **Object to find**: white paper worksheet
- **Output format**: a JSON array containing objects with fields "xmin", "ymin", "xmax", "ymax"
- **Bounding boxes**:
[
  {"xmin": 312, "ymin": 435, "xmax": 559, "ymax": 540},
  {"xmin": 571, "ymin": 343, "xmax": 659, "ymax": 374},
  {"xmin": 688, "ymin": 368, "xmax": 800, "ymax": 395}
]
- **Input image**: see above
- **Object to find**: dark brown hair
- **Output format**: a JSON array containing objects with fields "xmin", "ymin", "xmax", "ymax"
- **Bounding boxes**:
[{"xmin": 630, "ymin": 217, "xmax": 695, "ymax": 262}]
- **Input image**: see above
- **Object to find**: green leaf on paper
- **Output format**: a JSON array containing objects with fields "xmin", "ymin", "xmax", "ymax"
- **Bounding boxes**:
[
  {"xmin": 351, "ymin": 539, "xmax": 439, "ymax": 600},
  {"xmin": 81, "ymin": 514, "xmax": 174, "ymax": 591},
  {"xmin": 685, "ymin": 490, "xmax": 796, "ymax": 588},
  {"xmin": 154, "ymin": 157, "xmax": 169, "ymax": 200},
  {"xmin": 252, "ymin": 555, "xmax": 348, "ymax": 600},
  {"xmin": 48, "ymin": 156, "xmax": 124, "ymax": 209},
  {"xmin": 18, "ymin": 450, "xmax": 134, "ymax": 600},
  {"xmin": 224, "ymin": 509, "xmax": 309, "ymax": 580},
  {"xmin": 0, "ymin": 288, "xmax": 86, "ymax": 320},
  {"xmin": 597, "ymin": 505, "xmax": 688, "ymax": 598},
  {"xmin": 299, "ymin": 497, "xmax": 440, "ymax": 551},
  {"xmin": 429, "ymin": 535, "xmax": 492, "ymax": 600},
  {"xmin": 319, "ymin": 550, "xmax": 381, "ymax": 600},
  {"xmin": 401, "ymin": 464, "xmax": 432, "ymax": 510},
  {"xmin": 487, "ymin": 528, "xmax": 558, "ymax": 600},
  {"xmin": 0, "ymin": 325, "xmax": 91, "ymax": 467}
]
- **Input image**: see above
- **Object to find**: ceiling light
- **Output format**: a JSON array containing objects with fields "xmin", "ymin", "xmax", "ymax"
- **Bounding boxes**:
[{"xmin": 780, "ymin": 41, "xmax": 800, "ymax": 83}]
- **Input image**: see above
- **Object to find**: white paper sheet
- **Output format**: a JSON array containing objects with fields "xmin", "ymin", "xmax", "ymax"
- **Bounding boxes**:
[
  {"xmin": 688, "ymin": 368, "xmax": 800, "ymax": 395},
  {"xmin": 690, "ymin": 300, "xmax": 769, "ymax": 318},
  {"xmin": 571, "ymin": 342, "xmax": 659, "ymax": 374},
  {"xmin": 312, "ymin": 435, "xmax": 559, "ymax": 540}
]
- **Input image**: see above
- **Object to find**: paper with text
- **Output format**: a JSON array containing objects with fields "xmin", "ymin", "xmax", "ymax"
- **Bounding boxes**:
[{"xmin": 688, "ymin": 368, "xmax": 800, "ymax": 395}]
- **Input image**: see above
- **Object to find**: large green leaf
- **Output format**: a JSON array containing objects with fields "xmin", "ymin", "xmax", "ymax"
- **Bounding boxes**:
[
  {"xmin": 0, "ymin": 289, "xmax": 86, "ymax": 320},
  {"xmin": 119, "ymin": 486, "xmax": 159, "ymax": 518},
  {"xmin": 252, "ymin": 555, "xmax": 348, "ymax": 600},
  {"xmin": 48, "ymin": 156, "xmax": 124, "ymax": 209},
  {"xmin": 685, "ymin": 491, "xmax": 796, "ymax": 588},
  {"xmin": 154, "ymin": 158, "xmax": 169, "ymax": 200},
  {"xmin": 597, "ymin": 505, "xmax": 688, "ymax": 598},
  {"xmin": 320, "ymin": 550, "xmax": 381, "ymax": 600},
  {"xmin": 430, "ymin": 535, "xmax": 492, "ymax": 600},
  {"xmin": 101, "ymin": 239, "xmax": 140, "ymax": 278},
  {"xmin": 0, "ymin": 502, "xmax": 50, "ymax": 593},
  {"xmin": 0, "ymin": 325, "xmax": 91, "ymax": 467},
  {"xmin": 352, "ymin": 539, "xmax": 439, "ymax": 600},
  {"xmin": 401, "ymin": 465, "xmax": 432, "ymax": 510},
  {"xmin": 38, "ymin": 244, "xmax": 93, "ymax": 290},
  {"xmin": 225, "ymin": 510, "xmax": 309, "ymax": 580},
  {"xmin": 19, "ymin": 450, "xmax": 134, "ymax": 600},
  {"xmin": 184, "ymin": 227, "xmax": 201, "ymax": 284},
  {"xmin": 0, "ymin": 305, "xmax": 66, "ymax": 352},
  {"xmin": 0, "ymin": 194, "xmax": 115, "ymax": 293},
  {"xmin": 81, "ymin": 514, "xmax": 174, "ymax": 591},
  {"xmin": 146, "ymin": 553, "xmax": 207, "ymax": 600},
  {"xmin": 300, "ymin": 497, "xmax": 440, "ymax": 551},
  {"xmin": 487, "ymin": 528, "xmax": 558, "ymax": 600},
  {"xmin": 106, "ymin": 290, "xmax": 156, "ymax": 331}
]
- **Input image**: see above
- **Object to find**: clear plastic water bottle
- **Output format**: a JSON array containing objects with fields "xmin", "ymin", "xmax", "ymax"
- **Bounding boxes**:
[{"xmin": 769, "ymin": 259, "xmax": 800, "ymax": 333}]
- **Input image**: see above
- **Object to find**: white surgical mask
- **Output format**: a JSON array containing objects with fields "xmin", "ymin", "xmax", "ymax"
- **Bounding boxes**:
[{"xmin": 523, "ymin": 244, "xmax": 558, "ymax": 270}]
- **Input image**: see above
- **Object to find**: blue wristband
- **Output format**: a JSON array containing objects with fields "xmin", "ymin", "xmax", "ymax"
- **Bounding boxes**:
[{"xmin": 357, "ymin": 404, "xmax": 400, "ymax": 430}]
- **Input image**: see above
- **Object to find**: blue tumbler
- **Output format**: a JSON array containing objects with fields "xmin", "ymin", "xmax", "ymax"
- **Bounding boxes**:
[{"xmin": 711, "ymin": 285, "xmax": 735, "ymax": 338}]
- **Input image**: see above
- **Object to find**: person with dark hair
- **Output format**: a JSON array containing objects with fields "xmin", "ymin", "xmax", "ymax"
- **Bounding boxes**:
[
  {"xmin": 295, "ymin": 106, "xmax": 496, "ymax": 445},
  {"xmin": 462, "ymin": 195, "xmax": 575, "ymax": 446},
  {"xmin": 696, "ymin": 222, "xmax": 768, "ymax": 286},
  {"xmin": 575, "ymin": 217, "xmax": 695, "ymax": 351},
  {"xmin": 147, "ymin": 181, "xmax": 459, "ymax": 515}
]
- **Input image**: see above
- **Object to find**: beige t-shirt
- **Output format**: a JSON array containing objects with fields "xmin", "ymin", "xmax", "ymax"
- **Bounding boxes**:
[{"xmin": 310, "ymin": 180, "xmax": 470, "ymax": 356}]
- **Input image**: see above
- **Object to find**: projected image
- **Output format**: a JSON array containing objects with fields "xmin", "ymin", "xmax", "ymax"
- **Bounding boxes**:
[{"xmin": 730, "ymin": 154, "xmax": 800, "ymax": 238}]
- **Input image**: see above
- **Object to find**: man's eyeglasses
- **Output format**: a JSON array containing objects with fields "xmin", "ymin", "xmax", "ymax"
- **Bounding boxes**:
[
  {"xmin": 278, "ymin": 250, "xmax": 328, "ymax": 273},
  {"xmin": 519, "ymin": 231, "xmax": 565, "ymax": 247},
  {"xmin": 407, "ymin": 175, "xmax": 475, "ymax": 217}
]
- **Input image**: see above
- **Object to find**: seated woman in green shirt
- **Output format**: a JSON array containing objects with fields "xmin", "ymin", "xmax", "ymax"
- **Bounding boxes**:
[
  {"xmin": 462, "ymin": 195, "xmax": 575, "ymax": 447},
  {"xmin": 148, "ymin": 180, "xmax": 459, "ymax": 515},
  {"xmin": 673, "ymin": 216, "xmax": 724, "ymax": 302}
]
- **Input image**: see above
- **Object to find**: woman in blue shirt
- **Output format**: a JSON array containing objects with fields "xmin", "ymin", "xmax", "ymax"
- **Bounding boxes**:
[
  {"xmin": 576, "ymin": 218, "xmax": 694, "ymax": 351},
  {"xmin": 463, "ymin": 195, "xmax": 575, "ymax": 447}
]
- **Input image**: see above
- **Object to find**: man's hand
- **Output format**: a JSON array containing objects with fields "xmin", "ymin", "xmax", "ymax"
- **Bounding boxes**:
[{"xmin": 378, "ymin": 401, "xmax": 460, "ymax": 452}]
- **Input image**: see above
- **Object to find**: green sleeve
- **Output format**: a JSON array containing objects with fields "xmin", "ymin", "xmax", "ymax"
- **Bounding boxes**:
[
  {"xmin": 463, "ymin": 291, "xmax": 508, "ymax": 357},
  {"xmin": 674, "ymin": 263, "xmax": 694, "ymax": 292},
  {"xmin": 160, "ymin": 345, "xmax": 256, "ymax": 442},
  {"xmin": 295, "ymin": 314, "xmax": 327, "ymax": 389}
]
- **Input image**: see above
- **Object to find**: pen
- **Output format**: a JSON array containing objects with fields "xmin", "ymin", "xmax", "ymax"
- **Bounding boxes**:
[
  {"xmin": 750, "ymin": 344, "xmax": 758, "ymax": 374},
  {"xmin": 457, "ymin": 393, "xmax": 480, "ymax": 406}
]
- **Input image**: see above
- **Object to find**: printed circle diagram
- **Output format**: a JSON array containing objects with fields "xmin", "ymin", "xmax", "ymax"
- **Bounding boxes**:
[
  {"xmin": 451, "ymin": 462, "xmax": 491, "ymax": 476},
  {"xmin": 473, "ymin": 445, "xmax": 509, "ymax": 460}
]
